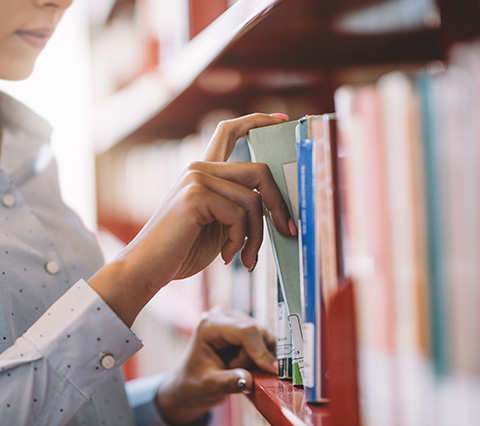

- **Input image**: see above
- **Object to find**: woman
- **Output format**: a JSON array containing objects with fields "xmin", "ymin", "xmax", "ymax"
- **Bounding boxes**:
[{"xmin": 0, "ymin": 0, "xmax": 296, "ymax": 425}]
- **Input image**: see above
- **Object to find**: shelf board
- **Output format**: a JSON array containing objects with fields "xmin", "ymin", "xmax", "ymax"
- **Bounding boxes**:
[
  {"xmin": 247, "ymin": 282, "xmax": 360, "ymax": 426},
  {"xmin": 102, "ymin": 0, "xmax": 285, "ymax": 145},
  {"xmin": 106, "ymin": 0, "xmax": 443, "ymax": 144},
  {"xmin": 93, "ymin": 70, "xmax": 168, "ymax": 154},
  {"xmin": 247, "ymin": 372, "xmax": 329, "ymax": 426}
]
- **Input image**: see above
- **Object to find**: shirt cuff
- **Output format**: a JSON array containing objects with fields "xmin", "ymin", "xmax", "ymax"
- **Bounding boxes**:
[
  {"xmin": 126, "ymin": 374, "xmax": 211, "ymax": 426},
  {"xmin": 24, "ymin": 279, "xmax": 143, "ymax": 399}
]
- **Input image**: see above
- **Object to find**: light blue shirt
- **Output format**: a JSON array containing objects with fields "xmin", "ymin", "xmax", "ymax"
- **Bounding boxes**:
[{"xmin": 0, "ymin": 92, "xmax": 178, "ymax": 426}]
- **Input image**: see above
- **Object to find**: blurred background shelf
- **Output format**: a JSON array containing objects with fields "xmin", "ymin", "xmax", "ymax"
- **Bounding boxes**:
[
  {"xmin": 94, "ymin": 0, "xmax": 449, "ymax": 147},
  {"xmin": 91, "ymin": 0, "xmax": 480, "ymax": 424}
]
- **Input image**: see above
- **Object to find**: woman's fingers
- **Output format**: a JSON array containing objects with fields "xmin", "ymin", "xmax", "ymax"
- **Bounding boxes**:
[
  {"xmin": 182, "ymin": 166, "xmax": 264, "ymax": 268},
  {"xmin": 233, "ymin": 325, "xmax": 277, "ymax": 374},
  {"xmin": 203, "ymin": 112, "xmax": 289, "ymax": 162},
  {"xmin": 200, "ymin": 308, "xmax": 278, "ymax": 375},
  {"xmin": 177, "ymin": 183, "xmax": 250, "ymax": 266},
  {"xmin": 154, "ymin": 307, "xmax": 273, "ymax": 423},
  {"xmin": 123, "ymin": 158, "xmax": 292, "ymax": 289},
  {"xmin": 187, "ymin": 161, "xmax": 292, "ymax": 238}
]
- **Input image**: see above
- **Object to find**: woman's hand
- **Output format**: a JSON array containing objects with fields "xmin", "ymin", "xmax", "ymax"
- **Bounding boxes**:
[
  {"xmin": 155, "ymin": 306, "xmax": 277, "ymax": 425},
  {"xmin": 201, "ymin": 112, "xmax": 290, "ymax": 163},
  {"xmin": 89, "ymin": 113, "xmax": 294, "ymax": 326},
  {"xmin": 172, "ymin": 113, "xmax": 293, "ymax": 277}
]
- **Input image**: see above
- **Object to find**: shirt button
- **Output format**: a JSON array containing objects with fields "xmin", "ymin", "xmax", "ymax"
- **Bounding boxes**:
[
  {"xmin": 2, "ymin": 194, "xmax": 16, "ymax": 208},
  {"xmin": 100, "ymin": 354, "xmax": 116, "ymax": 370},
  {"xmin": 45, "ymin": 260, "xmax": 60, "ymax": 275}
]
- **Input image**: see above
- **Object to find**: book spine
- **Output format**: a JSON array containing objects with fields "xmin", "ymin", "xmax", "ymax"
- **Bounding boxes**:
[
  {"xmin": 312, "ymin": 113, "xmax": 341, "ymax": 402},
  {"xmin": 415, "ymin": 72, "xmax": 448, "ymax": 378},
  {"xmin": 296, "ymin": 136, "xmax": 316, "ymax": 393}
]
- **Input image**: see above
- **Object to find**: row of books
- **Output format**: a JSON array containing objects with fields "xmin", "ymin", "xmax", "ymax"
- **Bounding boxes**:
[
  {"xmin": 247, "ymin": 113, "xmax": 341, "ymax": 401},
  {"xmin": 96, "ymin": 134, "xmax": 205, "ymax": 225},
  {"xmin": 246, "ymin": 39, "xmax": 480, "ymax": 425},
  {"xmin": 337, "ymin": 40, "xmax": 480, "ymax": 426}
]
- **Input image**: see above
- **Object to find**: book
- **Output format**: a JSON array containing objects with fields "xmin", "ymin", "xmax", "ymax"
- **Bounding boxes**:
[
  {"xmin": 443, "ymin": 40, "xmax": 480, "ymax": 421},
  {"xmin": 295, "ymin": 113, "xmax": 344, "ymax": 403},
  {"xmin": 295, "ymin": 135, "xmax": 317, "ymax": 393},
  {"xmin": 247, "ymin": 120, "xmax": 303, "ymax": 386},
  {"xmin": 288, "ymin": 313, "xmax": 304, "ymax": 386},
  {"xmin": 378, "ymin": 71, "xmax": 431, "ymax": 426},
  {"xmin": 312, "ymin": 114, "xmax": 343, "ymax": 305},
  {"xmin": 296, "ymin": 131, "xmax": 321, "ymax": 397},
  {"xmin": 296, "ymin": 116, "xmax": 325, "ymax": 402},
  {"xmin": 335, "ymin": 85, "xmax": 397, "ymax": 426},
  {"xmin": 415, "ymin": 71, "xmax": 448, "ymax": 379},
  {"xmin": 188, "ymin": 0, "xmax": 229, "ymax": 38},
  {"xmin": 311, "ymin": 113, "xmax": 343, "ymax": 402},
  {"xmin": 276, "ymin": 278, "xmax": 293, "ymax": 380}
]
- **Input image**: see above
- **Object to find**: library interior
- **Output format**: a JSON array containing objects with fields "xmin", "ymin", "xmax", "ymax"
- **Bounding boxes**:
[{"xmin": 1, "ymin": 0, "xmax": 480, "ymax": 425}]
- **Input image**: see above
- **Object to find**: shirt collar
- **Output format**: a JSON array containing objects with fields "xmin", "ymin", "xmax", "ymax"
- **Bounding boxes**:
[
  {"xmin": 0, "ymin": 91, "xmax": 53, "ymax": 142},
  {"xmin": 0, "ymin": 91, "xmax": 53, "ymax": 174}
]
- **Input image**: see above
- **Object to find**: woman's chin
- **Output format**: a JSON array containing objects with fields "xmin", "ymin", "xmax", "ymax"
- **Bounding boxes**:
[{"xmin": 0, "ymin": 58, "xmax": 36, "ymax": 81}]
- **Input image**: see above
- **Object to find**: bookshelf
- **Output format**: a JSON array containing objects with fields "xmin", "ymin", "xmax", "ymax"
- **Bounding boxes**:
[
  {"xmin": 247, "ymin": 372, "xmax": 330, "ymax": 426},
  {"xmin": 94, "ymin": 0, "xmax": 480, "ymax": 424},
  {"xmin": 94, "ymin": 0, "xmax": 446, "ymax": 149},
  {"xmin": 245, "ymin": 280, "xmax": 358, "ymax": 426}
]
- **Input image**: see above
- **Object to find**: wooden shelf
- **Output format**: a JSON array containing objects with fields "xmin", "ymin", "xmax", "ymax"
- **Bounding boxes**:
[
  {"xmin": 247, "ymin": 281, "xmax": 359, "ymax": 426},
  {"xmin": 110, "ymin": 0, "xmax": 445, "ymax": 144},
  {"xmin": 95, "ymin": 0, "xmax": 480, "ymax": 146},
  {"xmin": 103, "ymin": 0, "xmax": 285, "ymax": 145},
  {"xmin": 248, "ymin": 372, "xmax": 330, "ymax": 426}
]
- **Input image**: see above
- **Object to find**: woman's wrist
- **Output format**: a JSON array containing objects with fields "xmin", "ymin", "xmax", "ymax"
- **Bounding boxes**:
[{"xmin": 88, "ymin": 258, "xmax": 152, "ymax": 328}]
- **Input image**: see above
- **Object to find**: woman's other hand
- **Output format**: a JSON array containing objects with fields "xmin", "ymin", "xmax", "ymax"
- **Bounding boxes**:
[{"xmin": 155, "ymin": 306, "xmax": 277, "ymax": 425}]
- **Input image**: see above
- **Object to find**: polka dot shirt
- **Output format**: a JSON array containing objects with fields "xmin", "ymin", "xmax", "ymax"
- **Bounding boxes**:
[{"xmin": 0, "ymin": 92, "xmax": 144, "ymax": 425}]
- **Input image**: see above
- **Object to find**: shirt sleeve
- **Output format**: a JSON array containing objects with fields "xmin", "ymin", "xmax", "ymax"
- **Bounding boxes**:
[
  {"xmin": 125, "ymin": 374, "xmax": 210, "ymax": 426},
  {"xmin": 0, "ymin": 279, "xmax": 143, "ymax": 426}
]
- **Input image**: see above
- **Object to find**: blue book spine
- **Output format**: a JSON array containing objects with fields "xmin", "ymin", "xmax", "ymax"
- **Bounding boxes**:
[{"xmin": 296, "ymin": 136, "xmax": 319, "ymax": 399}]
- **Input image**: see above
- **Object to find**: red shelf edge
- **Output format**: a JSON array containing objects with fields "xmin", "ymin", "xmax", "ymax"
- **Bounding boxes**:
[{"xmin": 248, "ymin": 372, "xmax": 330, "ymax": 426}]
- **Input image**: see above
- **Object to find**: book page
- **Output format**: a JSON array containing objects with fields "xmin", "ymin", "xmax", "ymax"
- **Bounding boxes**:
[{"xmin": 282, "ymin": 161, "xmax": 299, "ymax": 225}]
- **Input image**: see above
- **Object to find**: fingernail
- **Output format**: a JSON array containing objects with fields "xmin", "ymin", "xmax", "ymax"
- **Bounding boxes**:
[
  {"xmin": 248, "ymin": 254, "xmax": 259, "ymax": 273},
  {"xmin": 237, "ymin": 378, "xmax": 252, "ymax": 395},
  {"xmin": 270, "ymin": 113, "xmax": 289, "ymax": 121},
  {"xmin": 225, "ymin": 256, "xmax": 235, "ymax": 266},
  {"xmin": 273, "ymin": 360, "xmax": 279, "ymax": 373},
  {"xmin": 288, "ymin": 219, "xmax": 298, "ymax": 236}
]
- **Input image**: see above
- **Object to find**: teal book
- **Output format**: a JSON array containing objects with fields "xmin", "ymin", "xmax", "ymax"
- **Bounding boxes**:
[
  {"xmin": 247, "ymin": 120, "xmax": 303, "ymax": 385},
  {"xmin": 415, "ymin": 71, "xmax": 448, "ymax": 377}
]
